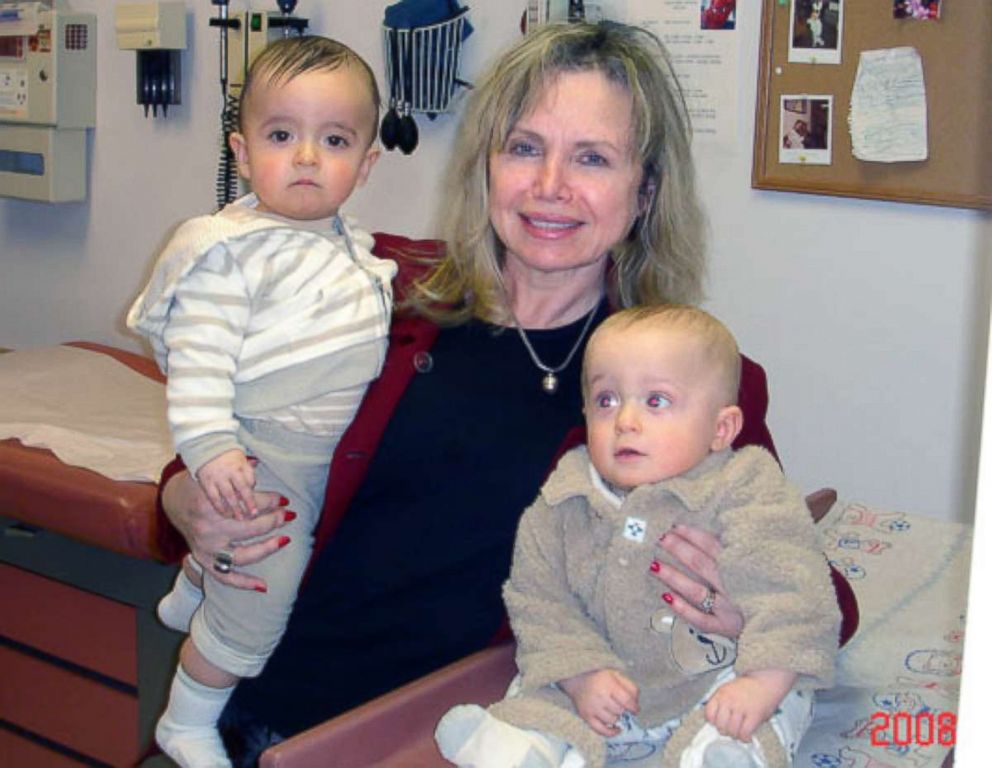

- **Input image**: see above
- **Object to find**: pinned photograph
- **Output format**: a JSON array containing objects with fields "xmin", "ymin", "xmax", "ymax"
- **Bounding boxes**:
[
  {"xmin": 700, "ymin": 0, "xmax": 736, "ymax": 30},
  {"xmin": 779, "ymin": 95, "xmax": 833, "ymax": 165},
  {"xmin": 789, "ymin": 0, "xmax": 843, "ymax": 65},
  {"xmin": 893, "ymin": 0, "xmax": 941, "ymax": 20}
]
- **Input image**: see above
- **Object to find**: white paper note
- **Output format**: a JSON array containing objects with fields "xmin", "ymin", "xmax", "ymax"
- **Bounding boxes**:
[
  {"xmin": 604, "ymin": 0, "xmax": 741, "ymax": 148},
  {"xmin": 849, "ymin": 47, "xmax": 928, "ymax": 163}
]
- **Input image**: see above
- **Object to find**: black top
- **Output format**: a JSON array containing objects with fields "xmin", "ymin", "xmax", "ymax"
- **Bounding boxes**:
[{"xmin": 228, "ymin": 303, "xmax": 609, "ymax": 739}]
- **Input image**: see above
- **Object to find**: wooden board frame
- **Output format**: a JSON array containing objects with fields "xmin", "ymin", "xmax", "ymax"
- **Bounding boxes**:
[{"xmin": 752, "ymin": 0, "xmax": 991, "ymax": 210}]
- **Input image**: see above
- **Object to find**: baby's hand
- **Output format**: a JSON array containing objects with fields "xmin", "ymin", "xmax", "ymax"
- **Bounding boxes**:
[
  {"xmin": 559, "ymin": 668, "xmax": 639, "ymax": 737},
  {"xmin": 704, "ymin": 669, "xmax": 796, "ymax": 742},
  {"xmin": 196, "ymin": 449, "xmax": 257, "ymax": 519}
]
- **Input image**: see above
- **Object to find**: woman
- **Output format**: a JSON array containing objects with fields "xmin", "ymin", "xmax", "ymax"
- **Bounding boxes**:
[{"xmin": 158, "ymin": 21, "xmax": 836, "ymax": 763}]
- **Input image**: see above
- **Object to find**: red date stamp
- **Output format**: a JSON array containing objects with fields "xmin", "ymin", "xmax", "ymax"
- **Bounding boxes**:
[{"xmin": 870, "ymin": 710, "xmax": 957, "ymax": 747}]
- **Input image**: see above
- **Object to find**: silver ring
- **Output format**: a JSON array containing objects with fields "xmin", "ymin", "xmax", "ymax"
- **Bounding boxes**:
[
  {"xmin": 699, "ymin": 587, "xmax": 716, "ymax": 615},
  {"xmin": 213, "ymin": 549, "xmax": 234, "ymax": 574}
]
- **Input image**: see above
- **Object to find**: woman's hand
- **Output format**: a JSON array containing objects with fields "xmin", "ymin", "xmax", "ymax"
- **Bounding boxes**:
[
  {"xmin": 651, "ymin": 523, "xmax": 744, "ymax": 638},
  {"xmin": 559, "ymin": 669, "xmax": 639, "ymax": 737},
  {"xmin": 161, "ymin": 464, "xmax": 293, "ymax": 592}
]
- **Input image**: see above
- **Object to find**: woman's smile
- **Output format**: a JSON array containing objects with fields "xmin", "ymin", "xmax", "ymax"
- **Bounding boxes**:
[{"xmin": 519, "ymin": 211, "xmax": 583, "ymax": 237}]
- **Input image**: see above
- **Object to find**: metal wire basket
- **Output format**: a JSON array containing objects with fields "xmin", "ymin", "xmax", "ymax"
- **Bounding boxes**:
[{"xmin": 382, "ymin": 7, "xmax": 469, "ymax": 116}]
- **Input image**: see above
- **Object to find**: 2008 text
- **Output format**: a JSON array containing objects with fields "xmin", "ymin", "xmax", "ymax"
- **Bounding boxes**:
[{"xmin": 869, "ymin": 711, "xmax": 956, "ymax": 747}]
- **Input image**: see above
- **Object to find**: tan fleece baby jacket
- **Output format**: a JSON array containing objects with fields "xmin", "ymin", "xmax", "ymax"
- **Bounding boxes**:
[{"xmin": 492, "ymin": 445, "xmax": 840, "ymax": 766}]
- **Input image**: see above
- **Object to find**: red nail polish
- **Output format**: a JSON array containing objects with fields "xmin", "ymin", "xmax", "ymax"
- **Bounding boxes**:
[
  {"xmin": 278, "ymin": 535, "xmax": 291, "ymax": 548},
  {"xmin": 649, "ymin": 561, "xmax": 661, "ymax": 573},
  {"xmin": 255, "ymin": 585, "xmax": 268, "ymax": 593},
  {"xmin": 279, "ymin": 496, "xmax": 290, "ymax": 506},
  {"xmin": 662, "ymin": 592, "xmax": 674, "ymax": 604},
  {"xmin": 284, "ymin": 511, "xmax": 297, "ymax": 522}
]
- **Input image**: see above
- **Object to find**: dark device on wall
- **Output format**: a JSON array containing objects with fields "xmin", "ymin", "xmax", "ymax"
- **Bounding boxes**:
[{"xmin": 115, "ymin": 1, "xmax": 187, "ymax": 118}]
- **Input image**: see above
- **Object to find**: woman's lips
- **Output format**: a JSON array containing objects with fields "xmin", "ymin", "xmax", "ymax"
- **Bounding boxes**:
[{"xmin": 519, "ymin": 213, "xmax": 581, "ymax": 238}]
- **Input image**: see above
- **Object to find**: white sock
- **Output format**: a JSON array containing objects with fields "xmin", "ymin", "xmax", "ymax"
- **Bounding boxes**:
[
  {"xmin": 435, "ymin": 704, "xmax": 567, "ymax": 768},
  {"xmin": 155, "ymin": 666, "xmax": 235, "ymax": 768},
  {"xmin": 157, "ymin": 558, "xmax": 204, "ymax": 632}
]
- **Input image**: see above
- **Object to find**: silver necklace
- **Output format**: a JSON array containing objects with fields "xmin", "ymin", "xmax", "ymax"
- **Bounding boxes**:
[{"xmin": 509, "ymin": 302, "xmax": 599, "ymax": 394}]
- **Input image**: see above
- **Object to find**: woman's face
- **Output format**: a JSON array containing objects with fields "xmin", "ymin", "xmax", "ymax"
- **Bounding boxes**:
[{"xmin": 488, "ymin": 69, "xmax": 645, "ymax": 287}]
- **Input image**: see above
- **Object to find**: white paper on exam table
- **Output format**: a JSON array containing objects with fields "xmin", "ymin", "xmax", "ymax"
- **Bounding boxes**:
[{"xmin": 0, "ymin": 345, "xmax": 172, "ymax": 482}]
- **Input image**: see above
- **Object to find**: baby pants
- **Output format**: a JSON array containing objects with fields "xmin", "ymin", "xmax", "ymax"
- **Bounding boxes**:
[
  {"xmin": 604, "ymin": 669, "xmax": 814, "ymax": 765},
  {"xmin": 189, "ymin": 418, "xmax": 334, "ymax": 678},
  {"xmin": 188, "ymin": 339, "xmax": 384, "ymax": 678},
  {"xmin": 438, "ymin": 668, "xmax": 814, "ymax": 767}
]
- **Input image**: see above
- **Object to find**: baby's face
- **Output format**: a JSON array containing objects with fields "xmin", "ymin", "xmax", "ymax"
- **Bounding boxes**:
[
  {"xmin": 583, "ymin": 324, "xmax": 728, "ymax": 491},
  {"xmin": 232, "ymin": 65, "xmax": 379, "ymax": 221}
]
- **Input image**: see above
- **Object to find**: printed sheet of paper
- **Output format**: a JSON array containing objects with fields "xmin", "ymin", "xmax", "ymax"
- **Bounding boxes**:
[
  {"xmin": 601, "ymin": 0, "xmax": 741, "ymax": 147},
  {"xmin": 848, "ymin": 47, "xmax": 928, "ymax": 163}
]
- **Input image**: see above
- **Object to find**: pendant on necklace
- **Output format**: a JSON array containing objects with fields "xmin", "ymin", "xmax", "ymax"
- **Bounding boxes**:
[{"xmin": 542, "ymin": 372, "xmax": 559, "ymax": 394}]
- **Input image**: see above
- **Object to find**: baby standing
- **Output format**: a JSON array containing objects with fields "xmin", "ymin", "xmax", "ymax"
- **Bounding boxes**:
[{"xmin": 127, "ymin": 36, "xmax": 394, "ymax": 767}]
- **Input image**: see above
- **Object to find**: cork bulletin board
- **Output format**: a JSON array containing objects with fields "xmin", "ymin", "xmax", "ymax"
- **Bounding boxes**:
[{"xmin": 752, "ymin": 0, "xmax": 992, "ymax": 210}]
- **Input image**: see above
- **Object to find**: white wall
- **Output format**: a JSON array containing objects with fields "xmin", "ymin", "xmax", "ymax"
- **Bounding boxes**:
[
  {"xmin": 955, "ymin": 280, "xmax": 990, "ymax": 765},
  {"xmin": 0, "ymin": 1, "xmax": 988, "ymax": 523}
]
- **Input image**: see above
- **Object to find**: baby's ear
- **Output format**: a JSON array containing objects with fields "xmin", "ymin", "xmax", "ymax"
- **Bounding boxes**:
[
  {"xmin": 228, "ymin": 132, "xmax": 251, "ymax": 180},
  {"xmin": 711, "ymin": 405, "xmax": 743, "ymax": 452}
]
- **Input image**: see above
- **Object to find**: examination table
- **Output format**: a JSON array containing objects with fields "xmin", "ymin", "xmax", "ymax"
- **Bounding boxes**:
[{"xmin": 0, "ymin": 342, "xmax": 181, "ymax": 766}]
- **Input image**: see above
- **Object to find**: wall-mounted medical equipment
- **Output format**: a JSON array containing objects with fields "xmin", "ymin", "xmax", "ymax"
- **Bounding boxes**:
[
  {"xmin": 226, "ymin": 2, "xmax": 306, "ymax": 93},
  {"xmin": 210, "ymin": 0, "xmax": 307, "ymax": 207},
  {"xmin": 114, "ymin": 1, "xmax": 186, "ymax": 118},
  {"xmin": 523, "ymin": 0, "xmax": 588, "ymax": 31},
  {"xmin": 0, "ymin": 0, "xmax": 96, "ymax": 202},
  {"xmin": 381, "ymin": 0, "xmax": 472, "ymax": 156}
]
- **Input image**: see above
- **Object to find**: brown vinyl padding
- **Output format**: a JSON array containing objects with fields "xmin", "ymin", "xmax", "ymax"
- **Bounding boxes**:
[
  {"xmin": 0, "ymin": 342, "xmax": 167, "ymax": 561},
  {"xmin": 260, "ymin": 642, "xmax": 517, "ymax": 767}
]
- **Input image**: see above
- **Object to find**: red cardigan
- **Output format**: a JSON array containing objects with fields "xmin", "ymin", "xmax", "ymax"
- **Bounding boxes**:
[{"xmin": 156, "ymin": 232, "xmax": 856, "ymax": 643}]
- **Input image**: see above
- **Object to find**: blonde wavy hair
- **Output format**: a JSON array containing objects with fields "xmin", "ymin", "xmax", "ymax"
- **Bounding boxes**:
[{"xmin": 410, "ymin": 21, "xmax": 707, "ymax": 325}]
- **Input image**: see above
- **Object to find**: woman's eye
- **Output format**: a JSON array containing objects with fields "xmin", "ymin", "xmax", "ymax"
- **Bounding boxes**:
[
  {"xmin": 268, "ymin": 129, "xmax": 291, "ymax": 143},
  {"xmin": 507, "ymin": 139, "xmax": 539, "ymax": 157},
  {"xmin": 646, "ymin": 393, "xmax": 671, "ymax": 409},
  {"xmin": 578, "ymin": 151, "xmax": 608, "ymax": 167}
]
